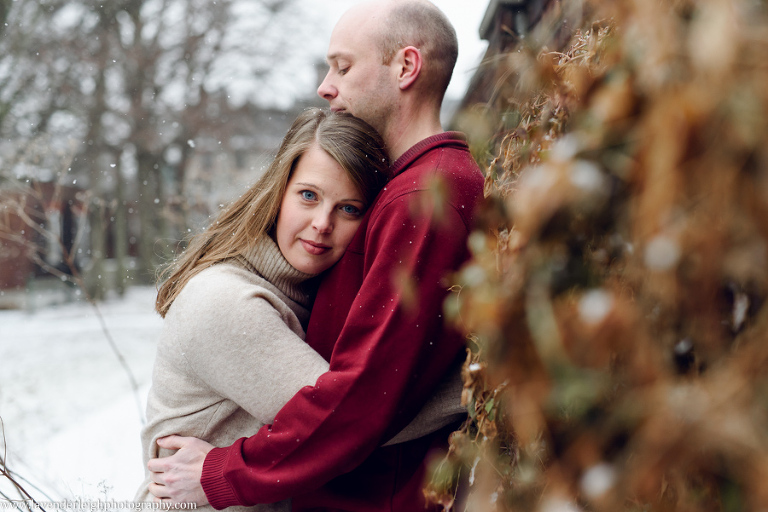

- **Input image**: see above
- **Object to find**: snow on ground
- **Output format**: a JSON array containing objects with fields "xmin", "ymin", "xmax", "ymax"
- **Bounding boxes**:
[{"xmin": 0, "ymin": 286, "xmax": 162, "ymax": 502}]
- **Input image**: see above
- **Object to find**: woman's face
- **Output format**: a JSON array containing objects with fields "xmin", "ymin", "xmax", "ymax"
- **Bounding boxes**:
[{"xmin": 275, "ymin": 144, "xmax": 366, "ymax": 274}]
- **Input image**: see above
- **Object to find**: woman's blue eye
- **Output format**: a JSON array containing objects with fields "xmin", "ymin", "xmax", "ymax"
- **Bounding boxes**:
[
  {"xmin": 341, "ymin": 204, "xmax": 361, "ymax": 216},
  {"xmin": 301, "ymin": 190, "xmax": 317, "ymax": 201}
]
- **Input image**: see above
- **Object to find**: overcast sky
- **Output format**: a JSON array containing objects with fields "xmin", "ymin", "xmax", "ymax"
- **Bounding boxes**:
[{"xmin": 294, "ymin": 0, "xmax": 490, "ymax": 102}]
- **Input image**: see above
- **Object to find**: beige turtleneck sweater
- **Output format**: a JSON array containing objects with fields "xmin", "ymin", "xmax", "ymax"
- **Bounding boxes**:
[
  {"xmin": 135, "ymin": 237, "xmax": 465, "ymax": 511},
  {"xmin": 136, "ymin": 237, "xmax": 324, "ymax": 511}
]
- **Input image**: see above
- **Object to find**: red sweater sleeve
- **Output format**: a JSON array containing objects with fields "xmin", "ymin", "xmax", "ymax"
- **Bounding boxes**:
[{"xmin": 201, "ymin": 140, "xmax": 483, "ymax": 509}]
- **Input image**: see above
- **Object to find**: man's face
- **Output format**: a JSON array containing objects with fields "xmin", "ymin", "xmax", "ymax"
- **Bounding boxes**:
[{"xmin": 317, "ymin": 11, "xmax": 397, "ymax": 136}]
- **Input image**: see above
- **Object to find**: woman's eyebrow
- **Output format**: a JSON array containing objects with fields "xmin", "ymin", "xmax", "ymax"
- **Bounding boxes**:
[
  {"xmin": 293, "ymin": 181, "xmax": 319, "ymax": 190},
  {"xmin": 293, "ymin": 182, "xmax": 364, "ymax": 204}
]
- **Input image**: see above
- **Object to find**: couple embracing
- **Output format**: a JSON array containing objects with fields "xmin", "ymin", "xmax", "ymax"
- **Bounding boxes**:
[{"xmin": 136, "ymin": 1, "xmax": 484, "ymax": 511}]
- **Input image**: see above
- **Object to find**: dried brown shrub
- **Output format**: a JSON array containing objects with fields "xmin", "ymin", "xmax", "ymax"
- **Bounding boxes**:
[{"xmin": 431, "ymin": 0, "xmax": 768, "ymax": 510}]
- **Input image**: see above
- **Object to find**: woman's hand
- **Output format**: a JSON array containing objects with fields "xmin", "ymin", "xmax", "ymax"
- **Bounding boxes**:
[{"xmin": 147, "ymin": 435, "xmax": 213, "ymax": 506}]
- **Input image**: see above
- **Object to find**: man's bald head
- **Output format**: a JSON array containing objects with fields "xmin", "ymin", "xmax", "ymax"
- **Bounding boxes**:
[{"xmin": 353, "ymin": 0, "xmax": 458, "ymax": 102}]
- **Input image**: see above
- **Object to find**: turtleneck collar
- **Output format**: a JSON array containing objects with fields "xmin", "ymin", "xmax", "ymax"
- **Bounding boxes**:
[{"xmin": 237, "ymin": 235, "xmax": 319, "ymax": 307}]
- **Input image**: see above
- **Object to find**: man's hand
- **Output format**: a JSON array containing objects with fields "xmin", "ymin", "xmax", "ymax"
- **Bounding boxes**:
[{"xmin": 147, "ymin": 435, "xmax": 214, "ymax": 506}]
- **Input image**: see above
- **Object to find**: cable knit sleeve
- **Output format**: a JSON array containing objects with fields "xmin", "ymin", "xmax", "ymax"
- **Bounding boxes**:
[{"xmin": 165, "ymin": 265, "xmax": 329, "ymax": 425}]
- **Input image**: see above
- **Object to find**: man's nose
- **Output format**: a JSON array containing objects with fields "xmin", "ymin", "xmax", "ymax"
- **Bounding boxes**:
[{"xmin": 317, "ymin": 72, "xmax": 337, "ymax": 102}]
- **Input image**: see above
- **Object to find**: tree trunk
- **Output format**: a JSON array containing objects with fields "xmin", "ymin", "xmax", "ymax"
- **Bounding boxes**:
[
  {"xmin": 113, "ymin": 152, "xmax": 129, "ymax": 297},
  {"xmin": 86, "ymin": 193, "xmax": 106, "ymax": 301},
  {"xmin": 135, "ymin": 150, "xmax": 163, "ymax": 283},
  {"xmin": 84, "ymin": 27, "xmax": 109, "ymax": 301}
]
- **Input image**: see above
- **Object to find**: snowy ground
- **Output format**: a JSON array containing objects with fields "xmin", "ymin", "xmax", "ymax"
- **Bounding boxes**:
[{"xmin": 0, "ymin": 286, "xmax": 162, "ymax": 503}]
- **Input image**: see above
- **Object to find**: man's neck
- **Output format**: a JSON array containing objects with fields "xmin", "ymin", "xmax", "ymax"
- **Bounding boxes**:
[{"xmin": 383, "ymin": 107, "xmax": 444, "ymax": 161}]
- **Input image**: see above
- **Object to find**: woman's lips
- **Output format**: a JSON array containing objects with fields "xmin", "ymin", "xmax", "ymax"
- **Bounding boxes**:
[{"xmin": 300, "ymin": 239, "xmax": 331, "ymax": 255}]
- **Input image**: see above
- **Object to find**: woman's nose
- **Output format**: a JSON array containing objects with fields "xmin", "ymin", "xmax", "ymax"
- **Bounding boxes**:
[{"xmin": 312, "ymin": 210, "xmax": 333, "ymax": 233}]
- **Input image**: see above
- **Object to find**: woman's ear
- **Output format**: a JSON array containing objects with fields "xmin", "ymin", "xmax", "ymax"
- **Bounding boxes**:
[{"xmin": 397, "ymin": 46, "xmax": 422, "ymax": 90}]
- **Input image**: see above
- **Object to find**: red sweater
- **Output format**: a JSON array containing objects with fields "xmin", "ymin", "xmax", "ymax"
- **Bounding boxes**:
[{"xmin": 201, "ymin": 132, "xmax": 484, "ymax": 511}]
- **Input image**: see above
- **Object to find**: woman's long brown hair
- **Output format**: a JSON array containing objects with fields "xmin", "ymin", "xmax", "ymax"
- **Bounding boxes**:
[{"xmin": 155, "ymin": 108, "xmax": 390, "ymax": 317}]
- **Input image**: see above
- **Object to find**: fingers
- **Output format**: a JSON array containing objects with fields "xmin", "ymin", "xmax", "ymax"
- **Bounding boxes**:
[
  {"xmin": 156, "ymin": 435, "xmax": 188, "ymax": 450},
  {"xmin": 149, "ymin": 470, "xmax": 166, "ymax": 486},
  {"xmin": 147, "ymin": 469, "xmax": 209, "ymax": 506},
  {"xmin": 147, "ymin": 435, "xmax": 191, "ymax": 472},
  {"xmin": 144, "ymin": 435, "xmax": 211, "ymax": 507},
  {"xmin": 148, "ymin": 482, "xmax": 170, "ymax": 500},
  {"xmin": 147, "ymin": 456, "xmax": 166, "ymax": 473}
]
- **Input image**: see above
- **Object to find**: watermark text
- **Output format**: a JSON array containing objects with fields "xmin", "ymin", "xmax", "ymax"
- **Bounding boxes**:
[{"xmin": 0, "ymin": 500, "xmax": 197, "ymax": 511}]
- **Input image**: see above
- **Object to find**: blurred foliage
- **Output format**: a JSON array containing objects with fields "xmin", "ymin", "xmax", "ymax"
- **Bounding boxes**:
[{"xmin": 431, "ymin": 0, "xmax": 768, "ymax": 510}]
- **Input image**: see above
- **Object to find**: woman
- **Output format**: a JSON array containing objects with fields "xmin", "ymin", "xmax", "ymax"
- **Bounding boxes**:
[
  {"xmin": 135, "ymin": 109, "xmax": 463, "ymax": 511},
  {"xmin": 135, "ymin": 109, "xmax": 389, "ymax": 511}
]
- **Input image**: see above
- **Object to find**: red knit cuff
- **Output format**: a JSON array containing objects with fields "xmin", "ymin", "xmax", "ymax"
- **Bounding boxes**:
[{"xmin": 201, "ymin": 447, "xmax": 243, "ymax": 510}]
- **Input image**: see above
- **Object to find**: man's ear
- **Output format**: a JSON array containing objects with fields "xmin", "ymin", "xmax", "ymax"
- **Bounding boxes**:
[{"xmin": 397, "ymin": 46, "xmax": 422, "ymax": 90}]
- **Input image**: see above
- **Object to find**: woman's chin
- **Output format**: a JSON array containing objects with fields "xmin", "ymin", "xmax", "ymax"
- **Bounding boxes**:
[{"xmin": 289, "ymin": 257, "xmax": 332, "ymax": 275}]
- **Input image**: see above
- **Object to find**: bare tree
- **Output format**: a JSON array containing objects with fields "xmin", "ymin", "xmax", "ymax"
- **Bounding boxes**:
[{"xmin": 1, "ymin": 0, "xmax": 307, "ymax": 295}]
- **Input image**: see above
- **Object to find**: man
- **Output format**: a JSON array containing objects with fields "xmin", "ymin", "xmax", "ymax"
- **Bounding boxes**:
[{"xmin": 148, "ymin": 1, "xmax": 484, "ymax": 510}]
